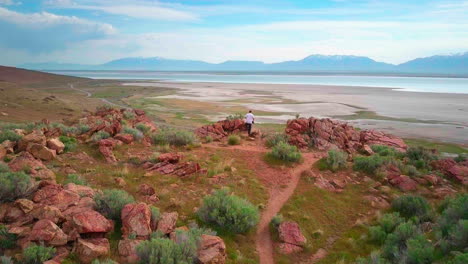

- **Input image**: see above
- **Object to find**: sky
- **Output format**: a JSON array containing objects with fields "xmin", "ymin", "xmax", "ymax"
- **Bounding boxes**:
[{"xmin": 0, "ymin": 0, "xmax": 468, "ymax": 66}]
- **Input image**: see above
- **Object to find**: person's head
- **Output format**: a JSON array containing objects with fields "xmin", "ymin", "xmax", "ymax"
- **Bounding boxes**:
[{"xmin": 249, "ymin": 110, "xmax": 252, "ymax": 113}]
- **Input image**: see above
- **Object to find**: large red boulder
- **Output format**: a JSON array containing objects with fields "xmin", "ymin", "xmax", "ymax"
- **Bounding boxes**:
[
  {"xmin": 70, "ymin": 210, "xmax": 113, "ymax": 234},
  {"xmin": 75, "ymin": 238, "xmax": 110, "ymax": 264},
  {"xmin": 360, "ymin": 130, "xmax": 407, "ymax": 152},
  {"xmin": 28, "ymin": 219, "xmax": 68, "ymax": 246},
  {"xmin": 278, "ymin": 221, "xmax": 307, "ymax": 247},
  {"xmin": 431, "ymin": 158, "xmax": 467, "ymax": 184},
  {"xmin": 121, "ymin": 203, "xmax": 152, "ymax": 239},
  {"xmin": 197, "ymin": 234, "xmax": 226, "ymax": 264},
  {"xmin": 28, "ymin": 143, "xmax": 57, "ymax": 161}
]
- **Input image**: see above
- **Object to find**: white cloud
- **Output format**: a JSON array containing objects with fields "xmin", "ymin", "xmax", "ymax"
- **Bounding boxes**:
[
  {"xmin": 0, "ymin": 7, "xmax": 115, "ymax": 53},
  {"xmin": 46, "ymin": 0, "xmax": 199, "ymax": 21}
]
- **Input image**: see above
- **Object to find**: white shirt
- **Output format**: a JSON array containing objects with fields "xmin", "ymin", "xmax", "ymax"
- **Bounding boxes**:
[{"xmin": 245, "ymin": 113, "xmax": 255, "ymax": 124}]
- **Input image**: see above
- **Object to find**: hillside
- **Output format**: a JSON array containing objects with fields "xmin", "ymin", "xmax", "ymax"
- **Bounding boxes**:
[{"xmin": 0, "ymin": 65, "xmax": 83, "ymax": 84}]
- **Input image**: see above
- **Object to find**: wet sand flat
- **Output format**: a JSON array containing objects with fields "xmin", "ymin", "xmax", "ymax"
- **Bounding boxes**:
[{"xmin": 126, "ymin": 81, "xmax": 468, "ymax": 144}]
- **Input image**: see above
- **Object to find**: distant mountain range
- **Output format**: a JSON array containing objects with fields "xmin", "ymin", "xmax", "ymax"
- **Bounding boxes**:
[{"xmin": 20, "ymin": 53, "xmax": 468, "ymax": 75}]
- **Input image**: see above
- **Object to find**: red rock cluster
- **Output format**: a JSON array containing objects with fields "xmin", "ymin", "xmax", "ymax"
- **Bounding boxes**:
[
  {"xmin": 142, "ymin": 159, "xmax": 202, "ymax": 177},
  {"xmin": 0, "ymin": 181, "xmax": 113, "ymax": 264},
  {"xmin": 195, "ymin": 119, "xmax": 247, "ymax": 140},
  {"xmin": 431, "ymin": 159, "xmax": 468, "ymax": 185},
  {"xmin": 285, "ymin": 117, "xmax": 407, "ymax": 153}
]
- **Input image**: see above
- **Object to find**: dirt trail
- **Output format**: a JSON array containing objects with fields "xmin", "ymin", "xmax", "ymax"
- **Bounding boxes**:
[{"xmin": 204, "ymin": 143, "xmax": 318, "ymax": 264}]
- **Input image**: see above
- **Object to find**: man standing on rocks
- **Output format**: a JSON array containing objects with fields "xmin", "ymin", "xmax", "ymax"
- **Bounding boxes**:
[{"xmin": 245, "ymin": 110, "xmax": 255, "ymax": 136}]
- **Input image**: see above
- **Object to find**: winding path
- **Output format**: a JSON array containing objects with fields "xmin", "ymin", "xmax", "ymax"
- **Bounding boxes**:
[
  {"xmin": 256, "ymin": 153, "xmax": 318, "ymax": 264},
  {"xmin": 68, "ymin": 83, "xmax": 130, "ymax": 109},
  {"xmin": 204, "ymin": 144, "xmax": 317, "ymax": 264}
]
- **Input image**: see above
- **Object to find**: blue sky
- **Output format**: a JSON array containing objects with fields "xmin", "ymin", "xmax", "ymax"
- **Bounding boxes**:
[{"xmin": 0, "ymin": 0, "xmax": 467, "ymax": 65}]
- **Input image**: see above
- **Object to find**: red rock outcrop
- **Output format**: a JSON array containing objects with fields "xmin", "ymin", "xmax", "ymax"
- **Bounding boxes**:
[
  {"xmin": 98, "ymin": 138, "xmax": 118, "ymax": 163},
  {"xmin": 69, "ymin": 210, "xmax": 113, "ymax": 234},
  {"xmin": 8, "ymin": 152, "xmax": 55, "ymax": 180},
  {"xmin": 431, "ymin": 159, "xmax": 467, "ymax": 184},
  {"xmin": 285, "ymin": 117, "xmax": 407, "ymax": 153},
  {"xmin": 28, "ymin": 219, "xmax": 68, "ymax": 246},
  {"xmin": 195, "ymin": 119, "xmax": 246, "ymax": 141},
  {"xmin": 277, "ymin": 221, "xmax": 307, "ymax": 254},
  {"xmin": 142, "ymin": 160, "xmax": 201, "ymax": 177},
  {"xmin": 28, "ymin": 143, "xmax": 56, "ymax": 161},
  {"xmin": 114, "ymin": 133, "xmax": 134, "ymax": 144},
  {"xmin": 158, "ymin": 153, "xmax": 183, "ymax": 163},
  {"xmin": 18, "ymin": 130, "xmax": 46, "ymax": 151},
  {"xmin": 33, "ymin": 184, "xmax": 80, "ymax": 211},
  {"xmin": 46, "ymin": 138, "xmax": 65, "ymax": 154}
]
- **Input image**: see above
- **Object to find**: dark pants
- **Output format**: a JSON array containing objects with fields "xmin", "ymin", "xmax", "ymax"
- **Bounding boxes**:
[{"xmin": 246, "ymin": 123, "xmax": 252, "ymax": 136}]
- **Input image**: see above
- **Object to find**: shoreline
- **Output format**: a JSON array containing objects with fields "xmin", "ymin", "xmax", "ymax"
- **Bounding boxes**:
[{"xmin": 128, "ymin": 81, "xmax": 468, "ymax": 145}]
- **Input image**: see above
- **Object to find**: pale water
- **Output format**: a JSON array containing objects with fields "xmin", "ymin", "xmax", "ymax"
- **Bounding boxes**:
[{"xmin": 48, "ymin": 71, "xmax": 468, "ymax": 94}]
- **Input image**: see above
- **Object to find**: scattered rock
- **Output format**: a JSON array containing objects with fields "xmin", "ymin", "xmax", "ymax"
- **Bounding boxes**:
[
  {"xmin": 158, "ymin": 153, "xmax": 183, "ymax": 163},
  {"xmin": 33, "ymin": 184, "xmax": 80, "ymax": 211},
  {"xmin": 98, "ymin": 139, "xmax": 118, "ymax": 163},
  {"xmin": 46, "ymin": 138, "xmax": 65, "ymax": 154},
  {"xmin": 118, "ymin": 239, "xmax": 143, "ymax": 263},
  {"xmin": 156, "ymin": 212, "xmax": 178, "ymax": 234},
  {"xmin": 8, "ymin": 152, "xmax": 55, "ymax": 180},
  {"xmin": 121, "ymin": 203, "xmax": 152, "ymax": 239},
  {"xmin": 195, "ymin": 119, "xmax": 246, "ymax": 141},
  {"xmin": 114, "ymin": 133, "xmax": 134, "ymax": 144},
  {"xmin": 69, "ymin": 210, "xmax": 113, "ymax": 234},
  {"xmin": 114, "ymin": 177, "xmax": 126, "ymax": 187},
  {"xmin": 138, "ymin": 184, "xmax": 155, "ymax": 196},
  {"xmin": 197, "ymin": 234, "xmax": 226, "ymax": 264},
  {"xmin": 18, "ymin": 130, "xmax": 46, "ymax": 152},
  {"xmin": 29, "ymin": 219, "xmax": 68, "ymax": 246},
  {"xmin": 278, "ymin": 221, "xmax": 307, "ymax": 246}
]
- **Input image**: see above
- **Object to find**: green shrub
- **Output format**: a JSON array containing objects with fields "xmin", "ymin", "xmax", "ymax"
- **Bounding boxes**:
[
  {"xmin": 324, "ymin": 150, "xmax": 347, "ymax": 172},
  {"xmin": 227, "ymin": 135, "xmax": 241, "ymax": 145},
  {"xmin": 94, "ymin": 189, "xmax": 135, "ymax": 221},
  {"xmin": 136, "ymin": 123, "xmax": 150, "ymax": 134},
  {"xmin": 197, "ymin": 188, "xmax": 259, "ymax": 233},
  {"xmin": 150, "ymin": 206, "xmax": 161, "ymax": 223},
  {"xmin": 371, "ymin": 145, "xmax": 403, "ymax": 158},
  {"xmin": 454, "ymin": 153, "xmax": 466, "ymax": 163},
  {"xmin": 437, "ymin": 194, "xmax": 468, "ymax": 240},
  {"xmin": 205, "ymin": 136, "xmax": 213, "ymax": 143},
  {"xmin": 353, "ymin": 155, "xmax": 389, "ymax": 175},
  {"xmin": 226, "ymin": 113, "xmax": 243, "ymax": 120},
  {"xmin": 265, "ymin": 133, "xmax": 289, "ymax": 148},
  {"xmin": 123, "ymin": 111, "xmax": 136, "ymax": 120},
  {"xmin": 0, "ymin": 163, "xmax": 9, "ymax": 173},
  {"xmin": 0, "ymin": 225, "xmax": 17, "ymax": 249},
  {"xmin": 136, "ymin": 238, "xmax": 194, "ymax": 264},
  {"xmin": 59, "ymin": 136, "xmax": 77, "ymax": 152},
  {"xmin": 381, "ymin": 221, "xmax": 419, "ymax": 261},
  {"xmin": 0, "ymin": 171, "xmax": 33, "ymax": 202},
  {"xmin": 64, "ymin": 174, "xmax": 87, "ymax": 186},
  {"xmin": 406, "ymin": 147, "xmax": 438, "ymax": 170},
  {"xmin": 270, "ymin": 214, "xmax": 284, "ymax": 229},
  {"xmin": 443, "ymin": 219, "xmax": 468, "ymax": 253},
  {"xmin": 77, "ymin": 124, "xmax": 90, "ymax": 135},
  {"xmin": 151, "ymin": 128, "xmax": 196, "ymax": 147},
  {"xmin": 448, "ymin": 253, "xmax": 468, "ymax": 264},
  {"xmin": 392, "ymin": 195, "xmax": 431, "ymax": 221},
  {"xmin": 268, "ymin": 142, "xmax": 302, "ymax": 163},
  {"xmin": 91, "ymin": 131, "xmax": 110, "ymax": 143},
  {"xmin": 406, "ymin": 235, "xmax": 434, "ymax": 264},
  {"xmin": 378, "ymin": 213, "xmax": 405, "ymax": 234},
  {"xmin": 22, "ymin": 244, "xmax": 56, "ymax": 264},
  {"xmin": 0, "ymin": 130, "xmax": 22, "ymax": 144},
  {"xmin": 122, "ymin": 127, "xmax": 144, "ymax": 141},
  {"xmin": 369, "ymin": 226, "xmax": 387, "ymax": 245}
]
